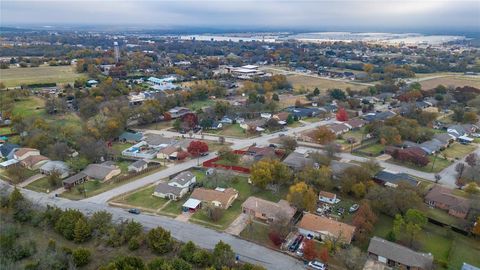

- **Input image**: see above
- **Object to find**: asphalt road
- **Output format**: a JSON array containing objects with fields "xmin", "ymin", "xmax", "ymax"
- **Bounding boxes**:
[{"xmin": 1, "ymin": 181, "xmax": 305, "ymax": 270}]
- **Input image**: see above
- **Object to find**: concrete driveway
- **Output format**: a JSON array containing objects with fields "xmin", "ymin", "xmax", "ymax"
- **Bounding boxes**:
[{"xmin": 225, "ymin": 213, "xmax": 249, "ymax": 235}]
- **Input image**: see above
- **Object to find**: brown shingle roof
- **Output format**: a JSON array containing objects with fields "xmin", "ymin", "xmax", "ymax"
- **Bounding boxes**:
[
  {"xmin": 190, "ymin": 187, "xmax": 238, "ymax": 209},
  {"xmin": 319, "ymin": 191, "xmax": 336, "ymax": 199},
  {"xmin": 15, "ymin": 148, "xmax": 38, "ymax": 157},
  {"xmin": 425, "ymin": 185, "xmax": 470, "ymax": 213},
  {"xmin": 346, "ymin": 118, "xmax": 367, "ymax": 129},
  {"xmin": 297, "ymin": 213, "xmax": 356, "ymax": 244},
  {"xmin": 21, "ymin": 155, "xmax": 49, "ymax": 168},
  {"xmin": 242, "ymin": 196, "xmax": 296, "ymax": 220}
]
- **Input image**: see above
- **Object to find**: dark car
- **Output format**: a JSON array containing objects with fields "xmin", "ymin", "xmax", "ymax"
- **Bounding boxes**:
[
  {"xmin": 128, "ymin": 208, "xmax": 141, "ymax": 214},
  {"xmin": 288, "ymin": 235, "xmax": 304, "ymax": 252},
  {"xmin": 200, "ymin": 152, "xmax": 209, "ymax": 157}
]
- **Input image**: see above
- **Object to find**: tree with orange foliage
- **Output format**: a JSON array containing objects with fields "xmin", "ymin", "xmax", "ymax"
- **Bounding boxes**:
[
  {"xmin": 319, "ymin": 247, "xmax": 329, "ymax": 263},
  {"xmin": 312, "ymin": 126, "xmax": 336, "ymax": 145},
  {"xmin": 352, "ymin": 201, "xmax": 377, "ymax": 244},
  {"xmin": 303, "ymin": 239, "xmax": 317, "ymax": 261},
  {"xmin": 336, "ymin": 107, "xmax": 349, "ymax": 122},
  {"xmin": 187, "ymin": 141, "xmax": 209, "ymax": 157}
]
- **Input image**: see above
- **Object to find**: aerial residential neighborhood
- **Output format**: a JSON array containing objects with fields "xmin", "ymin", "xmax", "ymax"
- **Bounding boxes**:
[{"xmin": 1, "ymin": 1, "xmax": 480, "ymax": 270}]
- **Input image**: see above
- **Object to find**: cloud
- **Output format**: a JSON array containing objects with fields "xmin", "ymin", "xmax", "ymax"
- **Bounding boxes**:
[{"xmin": 1, "ymin": 0, "xmax": 478, "ymax": 32}]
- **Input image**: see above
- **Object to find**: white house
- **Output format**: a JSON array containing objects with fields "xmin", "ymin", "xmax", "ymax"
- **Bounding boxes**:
[
  {"xmin": 318, "ymin": 191, "xmax": 340, "ymax": 204},
  {"xmin": 153, "ymin": 171, "xmax": 196, "ymax": 200}
]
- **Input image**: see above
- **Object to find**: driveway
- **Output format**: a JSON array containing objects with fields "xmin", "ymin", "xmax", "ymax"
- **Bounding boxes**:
[
  {"xmin": 2, "ymin": 182, "xmax": 305, "ymax": 270},
  {"xmin": 225, "ymin": 213, "xmax": 249, "ymax": 235},
  {"xmin": 19, "ymin": 174, "xmax": 44, "ymax": 188}
]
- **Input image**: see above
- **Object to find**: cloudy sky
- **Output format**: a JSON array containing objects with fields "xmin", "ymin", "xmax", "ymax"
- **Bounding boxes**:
[{"xmin": 1, "ymin": 0, "xmax": 479, "ymax": 32}]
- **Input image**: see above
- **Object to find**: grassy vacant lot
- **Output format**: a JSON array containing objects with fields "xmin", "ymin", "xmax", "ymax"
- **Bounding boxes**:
[
  {"xmin": 372, "ymin": 214, "xmax": 480, "ymax": 269},
  {"xmin": 389, "ymin": 155, "xmax": 452, "ymax": 173},
  {"xmin": 286, "ymin": 74, "xmax": 366, "ymax": 92},
  {"xmin": 0, "ymin": 65, "xmax": 84, "ymax": 87},
  {"xmin": 12, "ymin": 96, "xmax": 45, "ymax": 117},
  {"xmin": 24, "ymin": 177, "xmax": 58, "ymax": 193},
  {"xmin": 206, "ymin": 124, "xmax": 255, "ymax": 138},
  {"xmin": 425, "ymin": 208, "xmax": 467, "ymax": 229},
  {"xmin": 187, "ymin": 99, "xmax": 215, "ymax": 111},
  {"xmin": 110, "ymin": 142, "xmax": 134, "ymax": 155},
  {"xmin": 337, "ymin": 128, "xmax": 366, "ymax": 146},
  {"xmin": 113, "ymin": 185, "xmax": 169, "ymax": 211},
  {"xmin": 419, "ymin": 75, "xmax": 480, "ymax": 90},
  {"xmin": 137, "ymin": 120, "xmax": 174, "ymax": 131},
  {"xmin": 356, "ymin": 143, "xmax": 384, "ymax": 157},
  {"xmin": 239, "ymin": 222, "xmax": 274, "ymax": 247},
  {"xmin": 442, "ymin": 143, "xmax": 477, "ymax": 160}
]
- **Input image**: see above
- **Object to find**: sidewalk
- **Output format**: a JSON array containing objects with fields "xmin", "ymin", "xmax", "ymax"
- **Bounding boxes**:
[{"xmin": 19, "ymin": 174, "xmax": 44, "ymax": 188}]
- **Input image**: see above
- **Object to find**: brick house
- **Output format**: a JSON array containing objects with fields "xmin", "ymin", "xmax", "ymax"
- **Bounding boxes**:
[{"xmin": 425, "ymin": 185, "xmax": 470, "ymax": 219}]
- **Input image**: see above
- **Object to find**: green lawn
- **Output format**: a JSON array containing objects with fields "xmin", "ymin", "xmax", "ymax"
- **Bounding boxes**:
[
  {"xmin": 187, "ymin": 99, "xmax": 215, "ymax": 111},
  {"xmin": 61, "ymin": 166, "xmax": 165, "ymax": 200},
  {"xmin": 388, "ymin": 155, "xmax": 452, "ymax": 173},
  {"xmin": 0, "ymin": 126, "xmax": 12, "ymax": 135},
  {"xmin": 356, "ymin": 143, "xmax": 384, "ymax": 157},
  {"xmin": 136, "ymin": 120, "xmax": 174, "ymax": 131},
  {"xmin": 206, "ymin": 124, "xmax": 255, "ymax": 138},
  {"xmin": 337, "ymin": 128, "xmax": 366, "ymax": 146},
  {"xmin": 425, "ymin": 208, "xmax": 466, "ymax": 229},
  {"xmin": 116, "ymin": 160, "xmax": 131, "ymax": 173},
  {"xmin": 12, "ymin": 97, "xmax": 45, "ymax": 117},
  {"xmin": 302, "ymin": 117, "xmax": 321, "ymax": 123},
  {"xmin": 114, "ymin": 185, "xmax": 169, "ymax": 210},
  {"xmin": 442, "ymin": 143, "xmax": 477, "ymax": 160},
  {"xmin": 24, "ymin": 177, "xmax": 58, "ymax": 193},
  {"xmin": 110, "ymin": 142, "xmax": 134, "ymax": 155},
  {"xmin": 288, "ymin": 121, "xmax": 303, "ymax": 128},
  {"xmin": 0, "ymin": 65, "xmax": 84, "ymax": 87},
  {"xmin": 161, "ymin": 196, "xmax": 189, "ymax": 215}
]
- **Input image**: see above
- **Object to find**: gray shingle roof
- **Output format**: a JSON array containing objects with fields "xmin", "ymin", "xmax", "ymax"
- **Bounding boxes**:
[
  {"xmin": 130, "ymin": 159, "xmax": 148, "ymax": 169},
  {"xmin": 368, "ymin": 237, "xmax": 433, "ymax": 269},
  {"xmin": 82, "ymin": 163, "xmax": 118, "ymax": 180},
  {"xmin": 40, "ymin": 161, "xmax": 70, "ymax": 174},
  {"xmin": 154, "ymin": 182, "xmax": 183, "ymax": 196},
  {"xmin": 283, "ymin": 152, "xmax": 313, "ymax": 170},
  {"xmin": 374, "ymin": 170, "xmax": 418, "ymax": 187},
  {"xmin": 170, "ymin": 171, "xmax": 195, "ymax": 186}
]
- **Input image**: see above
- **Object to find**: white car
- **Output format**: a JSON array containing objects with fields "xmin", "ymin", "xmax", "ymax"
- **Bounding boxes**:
[{"xmin": 308, "ymin": 260, "xmax": 326, "ymax": 270}]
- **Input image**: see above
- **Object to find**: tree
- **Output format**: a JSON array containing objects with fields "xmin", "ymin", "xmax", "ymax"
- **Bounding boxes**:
[
  {"xmin": 473, "ymin": 217, "xmax": 480, "ymax": 236},
  {"xmin": 250, "ymin": 159, "xmax": 274, "ymax": 189},
  {"xmin": 338, "ymin": 247, "xmax": 366, "ymax": 270},
  {"xmin": 180, "ymin": 241, "xmax": 197, "ymax": 262},
  {"xmin": 463, "ymin": 112, "xmax": 478, "ymax": 124},
  {"xmin": 74, "ymin": 218, "xmax": 92, "ymax": 243},
  {"xmin": 89, "ymin": 211, "xmax": 112, "ymax": 236},
  {"xmin": 296, "ymin": 166, "xmax": 332, "ymax": 190},
  {"xmin": 286, "ymin": 182, "xmax": 317, "ymax": 212},
  {"xmin": 5, "ymin": 166, "xmax": 29, "ymax": 184},
  {"xmin": 329, "ymin": 89, "xmax": 346, "ymax": 101},
  {"xmin": 466, "ymin": 153, "xmax": 477, "ymax": 167},
  {"xmin": 187, "ymin": 141, "xmax": 209, "ymax": 157},
  {"xmin": 47, "ymin": 170, "xmax": 62, "ymax": 188},
  {"xmin": 146, "ymin": 227, "xmax": 172, "ymax": 254},
  {"xmin": 8, "ymin": 187, "xmax": 24, "ymax": 209},
  {"xmin": 303, "ymin": 239, "xmax": 317, "ymax": 261},
  {"xmin": 319, "ymin": 247, "xmax": 329, "ymax": 263},
  {"xmin": 55, "ymin": 209, "xmax": 85, "ymax": 240},
  {"xmin": 455, "ymin": 162, "xmax": 466, "ymax": 181},
  {"xmin": 279, "ymin": 136, "xmax": 298, "ymax": 154},
  {"xmin": 366, "ymin": 183, "xmax": 422, "ymax": 216},
  {"xmin": 352, "ymin": 201, "xmax": 377, "ymax": 244},
  {"xmin": 336, "ymin": 107, "xmax": 349, "ymax": 121},
  {"xmin": 393, "ymin": 209, "xmax": 427, "ymax": 247},
  {"xmin": 464, "ymin": 182, "xmax": 479, "ymax": 194},
  {"xmin": 217, "ymin": 146, "xmax": 239, "ymax": 164},
  {"xmin": 312, "ymin": 126, "xmax": 336, "ymax": 145},
  {"xmin": 213, "ymin": 241, "xmax": 235, "ymax": 269},
  {"xmin": 173, "ymin": 119, "xmax": 182, "ymax": 131},
  {"xmin": 72, "ymin": 248, "xmax": 91, "ymax": 267},
  {"xmin": 352, "ymin": 182, "xmax": 366, "ymax": 198},
  {"xmin": 313, "ymin": 88, "xmax": 320, "ymax": 96}
]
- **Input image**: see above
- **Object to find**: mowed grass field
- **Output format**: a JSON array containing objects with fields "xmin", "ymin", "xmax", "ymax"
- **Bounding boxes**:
[
  {"xmin": 286, "ymin": 74, "xmax": 366, "ymax": 91},
  {"xmin": 419, "ymin": 75, "xmax": 480, "ymax": 90},
  {"xmin": 0, "ymin": 65, "xmax": 84, "ymax": 87}
]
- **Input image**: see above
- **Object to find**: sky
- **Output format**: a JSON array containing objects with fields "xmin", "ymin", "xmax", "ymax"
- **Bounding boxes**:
[{"xmin": 1, "ymin": 0, "xmax": 479, "ymax": 33}]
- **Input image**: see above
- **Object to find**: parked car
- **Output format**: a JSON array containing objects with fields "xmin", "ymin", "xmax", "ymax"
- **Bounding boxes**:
[
  {"xmin": 128, "ymin": 208, "xmax": 141, "ymax": 214},
  {"xmin": 200, "ymin": 152, "xmax": 209, "ymax": 156},
  {"xmin": 288, "ymin": 235, "xmax": 304, "ymax": 252},
  {"xmin": 308, "ymin": 260, "xmax": 326, "ymax": 270},
  {"xmin": 337, "ymin": 207, "xmax": 345, "ymax": 216},
  {"xmin": 349, "ymin": 204, "xmax": 360, "ymax": 213}
]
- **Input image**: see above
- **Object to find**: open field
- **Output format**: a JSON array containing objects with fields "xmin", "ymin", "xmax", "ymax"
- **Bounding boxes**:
[
  {"xmin": 206, "ymin": 123, "xmax": 256, "ymax": 138},
  {"xmin": 277, "ymin": 94, "xmax": 309, "ymax": 109},
  {"xmin": 113, "ymin": 185, "xmax": 169, "ymax": 210},
  {"xmin": 388, "ymin": 155, "xmax": 452, "ymax": 173},
  {"xmin": 11, "ymin": 96, "xmax": 45, "ymax": 117},
  {"xmin": 286, "ymin": 74, "xmax": 366, "ymax": 91},
  {"xmin": 0, "ymin": 65, "xmax": 84, "ymax": 87},
  {"xmin": 419, "ymin": 75, "xmax": 480, "ymax": 90}
]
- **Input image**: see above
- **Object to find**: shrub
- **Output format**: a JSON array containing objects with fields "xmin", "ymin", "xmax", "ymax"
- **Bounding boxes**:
[
  {"xmin": 146, "ymin": 227, "xmax": 172, "ymax": 254},
  {"xmin": 128, "ymin": 236, "xmax": 142, "ymax": 251},
  {"xmin": 268, "ymin": 231, "xmax": 283, "ymax": 246},
  {"xmin": 72, "ymin": 248, "xmax": 91, "ymax": 267}
]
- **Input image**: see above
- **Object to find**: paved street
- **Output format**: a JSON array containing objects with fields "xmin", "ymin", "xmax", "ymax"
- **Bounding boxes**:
[
  {"xmin": 1, "ymin": 181, "xmax": 304, "ymax": 270},
  {"xmin": 437, "ymin": 146, "xmax": 480, "ymax": 187}
]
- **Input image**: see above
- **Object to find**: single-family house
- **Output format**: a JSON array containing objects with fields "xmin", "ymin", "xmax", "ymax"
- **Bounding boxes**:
[
  {"xmin": 20, "ymin": 155, "xmax": 49, "ymax": 170},
  {"xmin": 0, "ymin": 143, "xmax": 19, "ymax": 159},
  {"xmin": 425, "ymin": 185, "xmax": 470, "ymax": 219},
  {"xmin": 433, "ymin": 133, "xmax": 455, "ymax": 146},
  {"xmin": 330, "ymin": 160, "xmax": 359, "ymax": 179},
  {"xmin": 210, "ymin": 121, "xmax": 223, "ymax": 130},
  {"xmin": 273, "ymin": 112, "xmax": 290, "ymax": 123},
  {"xmin": 220, "ymin": 116, "xmax": 234, "ymax": 124},
  {"xmin": 419, "ymin": 139, "xmax": 445, "ymax": 155},
  {"xmin": 13, "ymin": 148, "xmax": 40, "ymax": 161},
  {"xmin": 82, "ymin": 162, "xmax": 121, "ymax": 181},
  {"xmin": 318, "ymin": 191, "xmax": 340, "ymax": 204},
  {"xmin": 297, "ymin": 213, "xmax": 356, "ymax": 244},
  {"xmin": 327, "ymin": 123, "xmax": 350, "ymax": 135},
  {"xmin": 119, "ymin": 131, "xmax": 143, "ymax": 143},
  {"xmin": 143, "ymin": 134, "xmax": 176, "ymax": 148},
  {"xmin": 40, "ymin": 161, "xmax": 70, "ymax": 179},
  {"xmin": 246, "ymin": 145, "xmax": 276, "ymax": 160},
  {"xmin": 367, "ymin": 237, "xmax": 434, "ymax": 270},
  {"xmin": 0, "ymin": 159, "xmax": 19, "ymax": 169},
  {"xmin": 168, "ymin": 107, "xmax": 191, "ymax": 119},
  {"xmin": 153, "ymin": 171, "xmax": 196, "ymax": 200},
  {"xmin": 62, "ymin": 173, "xmax": 88, "ymax": 189},
  {"xmin": 362, "ymin": 111, "xmax": 396, "ymax": 122},
  {"xmin": 240, "ymin": 119, "xmax": 267, "ymax": 132},
  {"xmin": 285, "ymin": 107, "xmax": 320, "ymax": 119},
  {"xmin": 282, "ymin": 151, "xmax": 314, "ymax": 171},
  {"xmin": 156, "ymin": 146, "xmax": 179, "ymax": 160},
  {"xmin": 190, "ymin": 187, "xmax": 238, "ymax": 209},
  {"xmin": 242, "ymin": 196, "xmax": 296, "ymax": 224},
  {"xmin": 373, "ymin": 170, "xmax": 418, "ymax": 188},
  {"xmin": 128, "ymin": 159, "xmax": 148, "ymax": 173},
  {"xmin": 345, "ymin": 118, "xmax": 367, "ymax": 130}
]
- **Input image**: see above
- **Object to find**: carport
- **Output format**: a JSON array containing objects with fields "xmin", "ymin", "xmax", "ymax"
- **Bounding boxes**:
[{"xmin": 182, "ymin": 198, "xmax": 201, "ymax": 212}]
